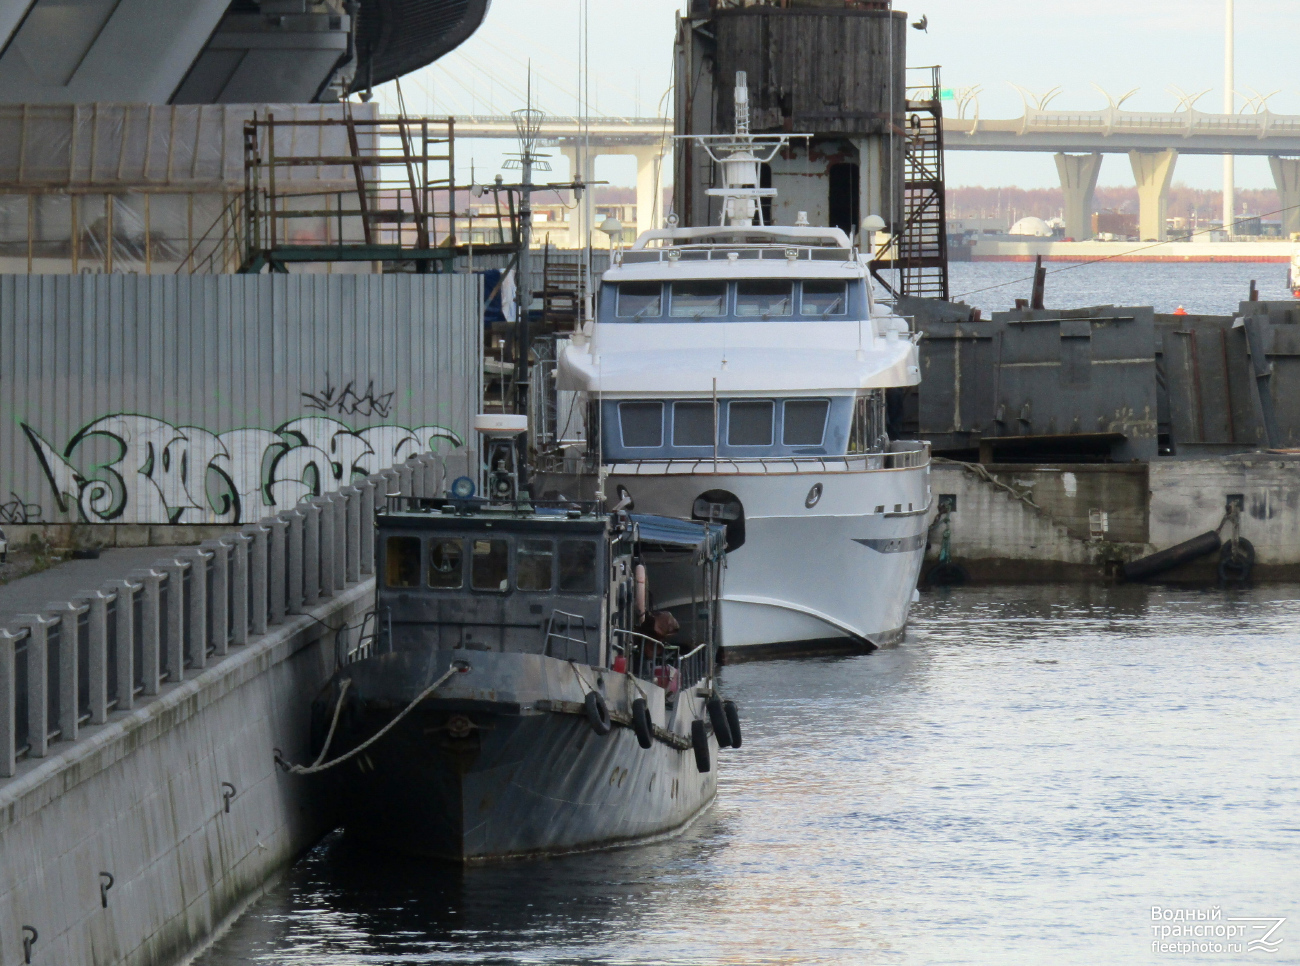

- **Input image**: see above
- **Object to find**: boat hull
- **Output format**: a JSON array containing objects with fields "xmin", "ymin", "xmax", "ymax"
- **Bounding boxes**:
[
  {"xmin": 313, "ymin": 650, "xmax": 718, "ymax": 861},
  {"xmin": 608, "ymin": 458, "xmax": 930, "ymax": 659}
]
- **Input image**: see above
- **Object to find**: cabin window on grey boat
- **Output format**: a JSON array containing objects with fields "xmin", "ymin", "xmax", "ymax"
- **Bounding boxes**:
[
  {"xmin": 669, "ymin": 280, "xmax": 727, "ymax": 318},
  {"xmin": 784, "ymin": 399, "xmax": 830, "ymax": 446},
  {"xmin": 673, "ymin": 401, "xmax": 715, "ymax": 447},
  {"xmin": 517, "ymin": 539, "xmax": 555, "ymax": 592},
  {"xmin": 620, "ymin": 401, "xmax": 664, "ymax": 447},
  {"xmin": 471, "ymin": 538, "xmax": 510, "ymax": 592},
  {"xmin": 728, "ymin": 400, "xmax": 775, "ymax": 446},
  {"xmin": 735, "ymin": 280, "xmax": 793, "ymax": 318},
  {"xmin": 801, "ymin": 280, "xmax": 848, "ymax": 316},
  {"xmin": 385, "ymin": 536, "xmax": 421, "ymax": 588},
  {"xmin": 616, "ymin": 282, "xmax": 662, "ymax": 319},
  {"xmin": 428, "ymin": 539, "xmax": 464, "ymax": 589},
  {"xmin": 558, "ymin": 540, "xmax": 598, "ymax": 593}
]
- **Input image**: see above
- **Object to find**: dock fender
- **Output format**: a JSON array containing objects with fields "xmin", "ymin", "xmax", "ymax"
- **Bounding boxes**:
[
  {"xmin": 691, "ymin": 719, "xmax": 711, "ymax": 773},
  {"xmin": 706, "ymin": 694, "xmax": 733, "ymax": 748},
  {"xmin": 631, "ymin": 698, "xmax": 654, "ymax": 749},
  {"xmin": 585, "ymin": 691, "xmax": 612, "ymax": 736},
  {"xmin": 1218, "ymin": 538, "xmax": 1255, "ymax": 584},
  {"xmin": 723, "ymin": 699, "xmax": 742, "ymax": 749}
]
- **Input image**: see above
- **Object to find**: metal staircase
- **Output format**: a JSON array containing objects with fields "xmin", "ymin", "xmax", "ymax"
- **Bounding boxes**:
[
  {"xmin": 874, "ymin": 67, "xmax": 950, "ymax": 301},
  {"xmin": 540, "ymin": 245, "xmax": 586, "ymax": 331}
]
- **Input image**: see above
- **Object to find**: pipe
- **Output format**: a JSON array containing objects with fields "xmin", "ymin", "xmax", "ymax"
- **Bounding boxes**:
[{"xmin": 1122, "ymin": 531, "xmax": 1221, "ymax": 582}]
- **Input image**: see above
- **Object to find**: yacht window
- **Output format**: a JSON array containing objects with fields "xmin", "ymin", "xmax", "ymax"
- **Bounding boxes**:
[
  {"xmin": 728, "ymin": 401, "xmax": 774, "ymax": 446},
  {"xmin": 802, "ymin": 280, "xmax": 848, "ymax": 317},
  {"xmin": 619, "ymin": 402, "xmax": 664, "ymax": 448},
  {"xmin": 517, "ymin": 539, "xmax": 555, "ymax": 592},
  {"xmin": 558, "ymin": 540, "xmax": 598, "ymax": 593},
  {"xmin": 735, "ymin": 280, "xmax": 794, "ymax": 318},
  {"xmin": 616, "ymin": 282, "xmax": 663, "ymax": 319},
  {"xmin": 673, "ymin": 401, "xmax": 715, "ymax": 447},
  {"xmin": 385, "ymin": 536, "xmax": 421, "ymax": 588},
  {"xmin": 784, "ymin": 399, "xmax": 830, "ymax": 445},
  {"xmin": 427, "ymin": 539, "xmax": 464, "ymax": 589},
  {"xmin": 669, "ymin": 280, "xmax": 727, "ymax": 319},
  {"xmin": 471, "ymin": 539, "xmax": 510, "ymax": 592}
]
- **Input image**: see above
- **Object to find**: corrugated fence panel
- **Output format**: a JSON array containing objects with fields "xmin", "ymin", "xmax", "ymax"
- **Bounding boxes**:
[{"xmin": 0, "ymin": 274, "xmax": 481, "ymax": 527}]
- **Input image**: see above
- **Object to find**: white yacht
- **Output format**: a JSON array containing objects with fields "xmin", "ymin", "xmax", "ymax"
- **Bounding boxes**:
[{"xmin": 555, "ymin": 74, "xmax": 930, "ymax": 661}]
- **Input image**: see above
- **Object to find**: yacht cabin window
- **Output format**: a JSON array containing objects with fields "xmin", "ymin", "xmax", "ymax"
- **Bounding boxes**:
[
  {"xmin": 783, "ymin": 399, "xmax": 830, "ymax": 446},
  {"xmin": 735, "ymin": 280, "xmax": 793, "ymax": 318},
  {"xmin": 673, "ymin": 401, "xmax": 714, "ymax": 447},
  {"xmin": 801, "ymin": 280, "xmax": 848, "ymax": 317},
  {"xmin": 471, "ymin": 539, "xmax": 510, "ymax": 592},
  {"xmin": 619, "ymin": 402, "xmax": 664, "ymax": 447},
  {"xmin": 428, "ymin": 539, "xmax": 464, "ymax": 588},
  {"xmin": 669, "ymin": 281, "xmax": 727, "ymax": 319},
  {"xmin": 385, "ymin": 536, "xmax": 421, "ymax": 588},
  {"xmin": 616, "ymin": 281, "xmax": 662, "ymax": 319},
  {"xmin": 728, "ymin": 401, "xmax": 775, "ymax": 446}
]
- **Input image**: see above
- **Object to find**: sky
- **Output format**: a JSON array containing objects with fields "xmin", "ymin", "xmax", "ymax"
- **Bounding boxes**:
[{"xmin": 372, "ymin": 0, "xmax": 1300, "ymax": 191}]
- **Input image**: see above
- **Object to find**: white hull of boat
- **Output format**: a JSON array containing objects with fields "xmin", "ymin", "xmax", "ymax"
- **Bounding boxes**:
[{"xmin": 608, "ymin": 453, "xmax": 930, "ymax": 659}]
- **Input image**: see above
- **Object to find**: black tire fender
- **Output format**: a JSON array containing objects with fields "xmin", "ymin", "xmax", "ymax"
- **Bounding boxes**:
[
  {"xmin": 706, "ymin": 694, "xmax": 733, "ymax": 748},
  {"xmin": 631, "ymin": 697, "xmax": 653, "ymax": 749},
  {"xmin": 723, "ymin": 699, "xmax": 742, "ymax": 749},
  {"xmin": 585, "ymin": 691, "xmax": 612, "ymax": 736},
  {"xmin": 1218, "ymin": 538, "xmax": 1255, "ymax": 584},
  {"xmin": 691, "ymin": 719, "xmax": 711, "ymax": 773}
]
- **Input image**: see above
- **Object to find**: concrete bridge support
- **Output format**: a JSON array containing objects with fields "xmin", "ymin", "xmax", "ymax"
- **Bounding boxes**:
[
  {"xmin": 1269, "ymin": 157, "xmax": 1300, "ymax": 238},
  {"xmin": 561, "ymin": 144, "xmax": 665, "ymax": 243},
  {"xmin": 1129, "ymin": 149, "xmax": 1178, "ymax": 242},
  {"xmin": 1054, "ymin": 152, "xmax": 1103, "ymax": 241}
]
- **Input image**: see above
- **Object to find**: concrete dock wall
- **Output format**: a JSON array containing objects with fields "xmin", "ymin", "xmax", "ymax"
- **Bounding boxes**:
[
  {"xmin": 0, "ymin": 455, "xmax": 447, "ymax": 966},
  {"xmin": 926, "ymin": 456, "xmax": 1300, "ymax": 582}
]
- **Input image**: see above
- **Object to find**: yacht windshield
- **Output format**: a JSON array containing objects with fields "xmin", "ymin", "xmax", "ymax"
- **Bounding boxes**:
[
  {"xmin": 736, "ymin": 280, "xmax": 794, "ymax": 318},
  {"xmin": 670, "ymin": 281, "xmax": 727, "ymax": 319},
  {"xmin": 801, "ymin": 280, "xmax": 848, "ymax": 317},
  {"xmin": 616, "ymin": 282, "xmax": 662, "ymax": 319}
]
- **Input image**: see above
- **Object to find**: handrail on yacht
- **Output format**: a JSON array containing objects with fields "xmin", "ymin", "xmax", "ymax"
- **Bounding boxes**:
[{"xmin": 609, "ymin": 443, "xmax": 930, "ymax": 476}]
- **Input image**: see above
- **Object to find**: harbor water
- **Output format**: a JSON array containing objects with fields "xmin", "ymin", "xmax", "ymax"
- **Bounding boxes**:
[
  {"xmin": 195, "ymin": 584, "xmax": 1299, "ymax": 965},
  {"xmin": 949, "ymin": 261, "xmax": 1294, "ymax": 316}
]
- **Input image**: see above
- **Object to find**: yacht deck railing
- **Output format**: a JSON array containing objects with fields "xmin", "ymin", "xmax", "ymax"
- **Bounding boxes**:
[{"xmin": 608, "ymin": 442, "xmax": 930, "ymax": 476}]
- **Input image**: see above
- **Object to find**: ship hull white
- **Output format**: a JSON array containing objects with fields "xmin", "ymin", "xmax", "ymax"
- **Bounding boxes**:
[{"xmin": 608, "ymin": 458, "xmax": 930, "ymax": 660}]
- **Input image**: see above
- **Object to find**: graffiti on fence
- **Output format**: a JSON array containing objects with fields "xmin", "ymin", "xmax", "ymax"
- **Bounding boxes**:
[
  {"xmin": 0, "ymin": 491, "xmax": 43, "ymax": 524},
  {"xmin": 301, "ymin": 375, "xmax": 396, "ymax": 418},
  {"xmin": 21, "ymin": 414, "xmax": 462, "ymax": 525}
]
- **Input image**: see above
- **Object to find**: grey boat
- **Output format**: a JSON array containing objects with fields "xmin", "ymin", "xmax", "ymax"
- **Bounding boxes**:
[{"xmin": 306, "ymin": 480, "xmax": 735, "ymax": 862}]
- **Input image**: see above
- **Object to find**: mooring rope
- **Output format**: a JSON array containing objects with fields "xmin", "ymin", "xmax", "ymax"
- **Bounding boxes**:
[{"xmin": 279, "ymin": 664, "xmax": 462, "ymax": 776}]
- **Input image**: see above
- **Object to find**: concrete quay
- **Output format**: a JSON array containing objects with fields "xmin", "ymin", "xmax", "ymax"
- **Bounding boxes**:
[
  {"xmin": 925, "ymin": 456, "xmax": 1300, "ymax": 583},
  {"xmin": 0, "ymin": 454, "xmax": 450, "ymax": 966}
]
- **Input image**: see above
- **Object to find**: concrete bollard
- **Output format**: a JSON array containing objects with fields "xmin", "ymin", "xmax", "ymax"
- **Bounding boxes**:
[
  {"xmin": 397, "ymin": 463, "xmax": 415, "ymax": 498},
  {"xmin": 342, "ymin": 486, "xmax": 361, "ymax": 584},
  {"xmin": 182, "ymin": 548, "xmax": 212, "ymax": 670},
  {"xmin": 129, "ymin": 569, "xmax": 164, "ymax": 696},
  {"xmin": 0, "ymin": 627, "xmax": 23, "ymax": 777},
  {"xmin": 421, "ymin": 453, "xmax": 445, "ymax": 498},
  {"xmin": 43, "ymin": 602, "xmax": 87, "ymax": 743},
  {"xmin": 284, "ymin": 509, "xmax": 304, "ymax": 616},
  {"xmin": 409, "ymin": 457, "xmax": 426, "ymax": 499},
  {"xmin": 359, "ymin": 478, "xmax": 377, "ymax": 576},
  {"xmin": 225, "ymin": 534, "xmax": 251, "ymax": 647},
  {"xmin": 14, "ymin": 614, "xmax": 55, "ymax": 757},
  {"xmin": 317, "ymin": 497, "xmax": 337, "ymax": 599},
  {"xmin": 242, "ymin": 524, "xmax": 270, "ymax": 636},
  {"xmin": 267, "ymin": 517, "xmax": 287, "ymax": 626},
  {"xmin": 201, "ymin": 540, "xmax": 231, "ymax": 656},
  {"xmin": 302, "ymin": 502, "xmax": 321, "ymax": 607},
  {"xmin": 82, "ymin": 591, "xmax": 113, "ymax": 725},
  {"xmin": 105, "ymin": 579, "xmax": 141, "ymax": 710}
]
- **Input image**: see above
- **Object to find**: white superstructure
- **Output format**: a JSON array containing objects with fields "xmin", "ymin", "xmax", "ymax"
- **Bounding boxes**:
[{"xmin": 554, "ymin": 74, "xmax": 930, "ymax": 659}]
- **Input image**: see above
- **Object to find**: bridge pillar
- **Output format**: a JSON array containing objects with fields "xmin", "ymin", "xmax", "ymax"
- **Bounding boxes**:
[
  {"xmin": 1054, "ymin": 153, "xmax": 1103, "ymax": 241},
  {"xmin": 560, "ymin": 146, "xmax": 598, "ymax": 247},
  {"xmin": 1129, "ymin": 149, "xmax": 1178, "ymax": 242},
  {"xmin": 632, "ymin": 146, "xmax": 665, "ymax": 239},
  {"xmin": 1269, "ymin": 157, "xmax": 1300, "ymax": 238}
]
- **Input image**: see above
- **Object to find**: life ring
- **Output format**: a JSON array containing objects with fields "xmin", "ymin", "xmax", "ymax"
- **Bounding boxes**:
[
  {"xmin": 631, "ymin": 698, "xmax": 653, "ymax": 749},
  {"xmin": 706, "ymin": 694, "xmax": 733, "ymax": 748},
  {"xmin": 585, "ymin": 691, "xmax": 612, "ymax": 736},
  {"xmin": 1218, "ymin": 538, "xmax": 1255, "ymax": 584},
  {"xmin": 723, "ymin": 699, "xmax": 742, "ymax": 749},
  {"xmin": 691, "ymin": 719, "xmax": 711, "ymax": 773}
]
